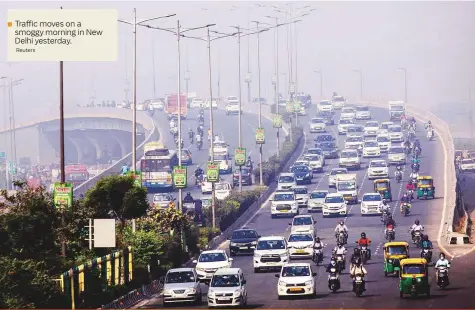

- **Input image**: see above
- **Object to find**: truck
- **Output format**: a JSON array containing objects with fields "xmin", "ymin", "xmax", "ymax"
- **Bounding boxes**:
[
  {"xmin": 388, "ymin": 100, "xmax": 405, "ymax": 121},
  {"xmin": 166, "ymin": 94, "xmax": 188, "ymax": 119},
  {"xmin": 336, "ymin": 173, "xmax": 358, "ymax": 204}
]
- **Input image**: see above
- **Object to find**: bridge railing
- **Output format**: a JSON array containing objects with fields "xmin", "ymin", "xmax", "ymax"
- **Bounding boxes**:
[
  {"xmin": 74, "ymin": 115, "xmax": 158, "ymax": 197},
  {"xmin": 363, "ymin": 98, "xmax": 456, "ymax": 250}
]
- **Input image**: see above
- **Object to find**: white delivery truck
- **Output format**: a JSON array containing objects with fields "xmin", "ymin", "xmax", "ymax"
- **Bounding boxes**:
[
  {"xmin": 388, "ymin": 100, "xmax": 405, "ymax": 121},
  {"xmin": 336, "ymin": 174, "xmax": 358, "ymax": 204}
]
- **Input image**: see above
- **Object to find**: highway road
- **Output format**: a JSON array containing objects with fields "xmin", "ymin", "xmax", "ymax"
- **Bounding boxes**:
[
  {"xmin": 146, "ymin": 107, "xmax": 279, "ymax": 203},
  {"xmin": 139, "ymin": 104, "xmax": 475, "ymax": 309}
]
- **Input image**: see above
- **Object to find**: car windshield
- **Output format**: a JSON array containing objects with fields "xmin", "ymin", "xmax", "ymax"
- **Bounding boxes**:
[
  {"xmin": 321, "ymin": 142, "xmax": 337, "ymax": 148},
  {"xmin": 377, "ymin": 136, "xmax": 390, "ymax": 142},
  {"xmin": 281, "ymin": 266, "xmax": 311, "ymax": 277},
  {"xmin": 317, "ymin": 135, "xmax": 333, "ymax": 141},
  {"xmin": 153, "ymin": 195, "xmax": 171, "ymax": 201},
  {"xmin": 214, "ymin": 143, "xmax": 227, "ymax": 148},
  {"xmin": 307, "ymin": 149, "xmax": 322, "ymax": 155},
  {"xmin": 232, "ymin": 230, "xmax": 258, "ymax": 239},
  {"xmin": 279, "ymin": 176, "xmax": 295, "ymax": 183},
  {"xmin": 389, "ymin": 126, "xmax": 402, "ymax": 132},
  {"xmin": 342, "ymin": 108, "xmax": 354, "ymax": 113},
  {"xmin": 257, "ymin": 240, "xmax": 285, "ymax": 250},
  {"xmin": 370, "ymin": 161, "xmax": 386, "ymax": 167},
  {"xmin": 320, "ymin": 101, "xmax": 331, "ymax": 105},
  {"xmin": 228, "ymin": 96, "xmax": 238, "ymax": 101},
  {"xmin": 365, "ymin": 142, "xmax": 378, "ymax": 147},
  {"xmin": 288, "ymin": 234, "xmax": 313, "ymax": 242},
  {"xmin": 311, "ymin": 118, "xmax": 325, "ymax": 123},
  {"xmin": 341, "ymin": 151, "xmax": 357, "ymax": 158},
  {"xmin": 338, "ymin": 182, "xmax": 355, "ymax": 190},
  {"xmin": 305, "ymin": 155, "xmax": 320, "ymax": 161},
  {"xmin": 210, "ymin": 274, "xmax": 240, "ymax": 287},
  {"xmin": 310, "ymin": 192, "xmax": 327, "ymax": 199},
  {"xmin": 402, "ymin": 264, "xmax": 425, "ymax": 275},
  {"xmin": 388, "ymin": 246, "xmax": 408, "ymax": 255},
  {"xmin": 363, "ymin": 194, "xmax": 382, "ymax": 202},
  {"xmin": 356, "ymin": 106, "xmax": 369, "ymax": 111},
  {"xmin": 348, "ymin": 126, "xmax": 363, "ymax": 132},
  {"xmin": 462, "ymin": 159, "xmax": 475, "ymax": 164},
  {"xmin": 274, "ymin": 193, "xmax": 294, "ymax": 201},
  {"xmin": 381, "ymin": 123, "xmax": 393, "ymax": 129},
  {"xmin": 326, "ymin": 196, "xmax": 344, "ymax": 203},
  {"xmin": 331, "ymin": 169, "xmax": 347, "ymax": 175},
  {"xmin": 366, "ymin": 122, "xmax": 378, "ymax": 127},
  {"xmin": 293, "ymin": 217, "xmax": 313, "ymax": 225},
  {"xmin": 165, "ymin": 271, "xmax": 196, "ymax": 283},
  {"xmin": 294, "ymin": 161, "xmax": 308, "ymax": 166},
  {"xmin": 198, "ymin": 253, "xmax": 227, "ymax": 262},
  {"xmin": 215, "ymin": 183, "xmax": 229, "ymax": 190},
  {"xmin": 291, "ymin": 166, "xmax": 309, "ymax": 173},
  {"xmin": 375, "ymin": 182, "xmax": 388, "ymax": 191},
  {"xmin": 293, "ymin": 188, "xmax": 308, "ymax": 194},
  {"xmin": 390, "ymin": 147, "xmax": 404, "ymax": 154},
  {"xmin": 333, "ymin": 96, "xmax": 345, "ymax": 101},
  {"xmin": 214, "ymin": 154, "xmax": 227, "ymax": 161},
  {"xmin": 346, "ymin": 136, "xmax": 362, "ymax": 142},
  {"xmin": 339, "ymin": 119, "xmax": 352, "ymax": 124}
]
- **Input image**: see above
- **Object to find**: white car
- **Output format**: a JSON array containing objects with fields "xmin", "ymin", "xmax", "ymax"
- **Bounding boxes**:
[
  {"xmin": 308, "ymin": 190, "xmax": 329, "ymax": 212},
  {"xmin": 328, "ymin": 168, "xmax": 348, "ymax": 188},
  {"xmin": 337, "ymin": 118, "xmax": 355, "ymax": 135},
  {"xmin": 360, "ymin": 193, "xmax": 384, "ymax": 216},
  {"xmin": 253, "ymin": 236, "xmax": 290, "ymax": 272},
  {"xmin": 347, "ymin": 125, "xmax": 364, "ymax": 136},
  {"xmin": 345, "ymin": 135, "xmax": 364, "ymax": 153},
  {"xmin": 341, "ymin": 107, "xmax": 356, "ymax": 119},
  {"xmin": 289, "ymin": 215, "xmax": 316, "ymax": 235},
  {"xmin": 376, "ymin": 135, "xmax": 392, "ymax": 152},
  {"xmin": 303, "ymin": 154, "xmax": 324, "ymax": 172},
  {"xmin": 292, "ymin": 159, "xmax": 310, "ymax": 168},
  {"xmin": 368, "ymin": 160, "xmax": 389, "ymax": 179},
  {"xmin": 271, "ymin": 191, "xmax": 299, "ymax": 218},
  {"xmin": 162, "ymin": 268, "xmax": 202, "ymax": 305},
  {"xmin": 322, "ymin": 193, "xmax": 348, "ymax": 217},
  {"xmin": 362, "ymin": 141, "xmax": 381, "ymax": 157},
  {"xmin": 287, "ymin": 233, "xmax": 314, "ymax": 259},
  {"xmin": 309, "ymin": 118, "xmax": 327, "ymax": 133},
  {"xmin": 136, "ymin": 102, "xmax": 145, "ymax": 110},
  {"xmin": 305, "ymin": 148, "xmax": 326, "ymax": 166},
  {"xmin": 204, "ymin": 98, "xmax": 218, "ymax": 109},
  {"xmin": 388, "ymin": 146, "xmax": 406, "ymax": 165},
  {"xmin": 298, "ymin": 106, "xmax": 307, "ymax": 116},
  {"xmin": 215, "ymin": 182, "xmax": 232, "ymax": 200},
  {"xmin": 364, "ymin": 121, "xmax": 379, "ymax": 137},
  {"xmin": 293, "ymin": 186, "xmax": 310, "ymax": 207},
  {"xmin": 459, "ymin": 158, "xmax": 475, "ymax": 172},
  {"xmin": 225, "ymin": 102, "xmax": 241, "ymax": 115},
  {"xmin": 193, "ymin": 250, "xmax": 233, "ymax": 283},
  {"xmin": 276, "ymin": 263, "xmax": 316, "ymax": 298},
  {"xmin": 226, "ymin": 96, "xmax": 239, "ymax": 104},
  {"xmin": 149, "ymin": 99, "xmax": 164, "ymax": 110},
  {"xmin": 378, "ymin": 121, "xmax": 394, "ymax": 136},
  {"xmin": 201, "ymin": 176, "xmax": 213, "ymax": 194},
  {"xmin": 332, "ymin": 96, "xmax": 346, "ymax": 109},
  {"xmin": 317, "ymin": 100, "xmax": 334, "ymax": 113},
  {"xmin": 208, "ymin": 268, "xmax": 247, "ymax": 308},
  {"xmin": 277, "ymin": 173, "xmax": 297, "ymax": 190},
  {"xmin": 355, "ymin": 105, "xmax": 371, "ymax": 120},
  {"xmin": 388, "ymin": 125, "xmax": 404, "ymax": 142},
  {"xmin": 213, "ymin": 141, "xmax": 229, "ymax": 155},
  {"xmin": 191, "ymin": 98, "xmax": 204, "ymax": 108},
  {"xmin": 339, "ymin": 149, "xmax": 361, "ymax": 169}
]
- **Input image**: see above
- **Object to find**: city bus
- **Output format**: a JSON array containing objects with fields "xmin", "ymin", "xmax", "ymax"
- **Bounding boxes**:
[
  {"xmin": 141, "ymin": 141, "xmax": 178, "ymax": 191},
  {"xmin": 65, "ymin": 165, "xmax": 89, "ymax": 187}
]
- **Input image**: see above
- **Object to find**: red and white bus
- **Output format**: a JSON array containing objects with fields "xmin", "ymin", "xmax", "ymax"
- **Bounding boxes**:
[{"xmin": 65, "ymin": 165, "xmax": 89, "ymax": 186}]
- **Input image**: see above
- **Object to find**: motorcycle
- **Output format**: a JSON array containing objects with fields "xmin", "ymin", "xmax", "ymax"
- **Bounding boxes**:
[
  {"xmin": 335, "ymin": 254, "xmax": 345, "ymax": 270},
  {"xmin": 195, "ymin": 174, "xmax": 203, "ymax": 187},
  {"xmin": 197, "ymin": 140, "xmax": 203, "ymax": 151},
  {"xmin": 182, "ymin": 201, "xmax": 195, "ymax": 213},
  {"xmin": 336, "ymin": 231, "xmax": 347, "ymax": 245},
  {"xmin": 409, "ymin": 131, "xmax": 415, "ymax": 140},
  {"xmin": 421, "ymin": 248, "xmax": 432, "ymax": 264},
  {"xmin": 386, "ymin": 226, "xmax": 396, "ymax": 241},
  {"xmin": 359, "ymin": 245, "xmax": 370, "ymax": 264},
  {"xmin": 436, "ymin": 266, "xmax": 450, "ymax": 288},
  {"xmin": 148, "ymin": 109, "xmax": 155, "ymax": 117},
  {"xmin": 353, "ymin": 275, "xmax": 365, "ymax": 297},
  {"xmin": 328, "ymin": 267, "xmax": 340, "ymax": 293},
  {"xmin": 400, "ymin": 203, "xmax": 411, "ymax": 216},
  {"xmin": 396, "ymin": 172, "xmax": 402, "ymax": 183},
  {"xmin": 189, "ymin": 135, "xmax": 194, "ymax": 144},
  {"xmin": 381, "ymin": 212, "xmax": 390, "ymax": 225},
  {"xmin": 413, "ymin": 230, "xmax": 422, "ymax": 247},
  {"xmin": 312, "ymin": 247, "xmax": 323, "ymax": 265},
  {"xmin": 198, "ymin": 118, "xmax": 204, "ymax": 126},
  {"xmin": 246, "ymin": 161, "xmax": 253, "ymax": 172}
]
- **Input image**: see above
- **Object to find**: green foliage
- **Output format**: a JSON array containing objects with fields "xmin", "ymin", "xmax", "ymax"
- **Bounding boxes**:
[{"xmin": 123, "ymin": 229, "xmax": 164, "ymax": 268}]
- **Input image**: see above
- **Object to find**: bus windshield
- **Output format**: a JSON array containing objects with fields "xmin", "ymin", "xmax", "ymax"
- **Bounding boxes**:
[
  {"xmin": 66, "ymin": 172, "xmax": 88, "ymax": 181},
  {"xmin": 142, "ymin": 158, "xmax": 172, "ymax": 172}
]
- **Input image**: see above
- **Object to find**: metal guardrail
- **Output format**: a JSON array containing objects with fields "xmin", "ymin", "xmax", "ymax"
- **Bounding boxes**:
[{"xmin": 101, "ymin": 278, "xmax": 164, "ymax": 309}]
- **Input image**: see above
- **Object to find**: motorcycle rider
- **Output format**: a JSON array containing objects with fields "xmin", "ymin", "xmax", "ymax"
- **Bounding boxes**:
[
  {"xmin": 409, "ymin": 171, "xmax": 419, "ymax": 183},
  {"xmin": 197, "ymin": 125, "xmax": 204, "ymax": 137},
  {"xmin": 194, "ymin": 167, "xmax": 204, "ymax": 185},
  {"xmin": 356, "ymin": 232, "xmax": 372, "ymax": 260},
  {"xmin": 420, "ymin": 235, "xmax": 433, "ymax": 260},
  {"xmin": 169, "ymin": 118, "xmax": 176, "ymax": 128},
  {"xmin": 380, "ymin": 200, "xmax": 390, "ymax": 218},
  {"xmin": 332, "ymin": 243, "xmax": 347, "ymax": 269},
  {"xmin": 196, "ymin": 132, "xmax": 202, "ymax": 145},
  {"xmin": 435, "ymin": 253, "xmax": 451, "ymax": 283},
  {"xmin": 395, "ymin": 165, "xmax": 403, "ymax": 181},
  {"xmin": 400, "ymin": 192, "xmax": 411, "ymax": 204},
  {"xmin": 384, "ymin": 214, "xmax": 396, "ymax": 237},
  {"xmin": 403, "ymin": 139, "xmax": 411, "ymax": 152},
  {"xmin": 326, "ymin": 259, "xmax": 339, "ymax": 289},
  {"xmin": 410, "ymin": 219, "xmax": 424, "ymax": 241},
  {"xmin": 350, "ymin": 248, "xmax": 361, "ymax": 269},
  {"xmin": 334, "ymin": 220, "xmax": 348, "ymax": 242},
  {"xmin": 313, "ymin": 237, "xmax": 324, "ymax": 262},
  {"xmin": 413, "ymin": 138, "xmax": 421, "ymax": 149},
  {"xmin": 183, "ymin": 192, "xmax": 194, "ymax": 203},
  {"xmin": 188, "ymin": 128, "xmax": 194, "ymax": 141},
  {"xmin": 406, "ymin": 180, "xmax": 416, "ymax": 199},
  {"xmin": 120, "ymin": 163, "xmax": 130, "ymax": 175},
  {"xmin": 246, "ymin": 156, "xmax": 253, "ymax": 169},
  {"xmin": 350, "ymin": 258, "xmax": 367, "ymax": 292}
]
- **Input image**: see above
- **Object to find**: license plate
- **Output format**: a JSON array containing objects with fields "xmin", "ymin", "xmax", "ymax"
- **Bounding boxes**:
[
  {"xmin": 296, "ymin": 249, "xmax": 305, "ymax": 253},
  {"xmin": 240, "ymin": 246, "xmax": 249, "ymax": 250},
  {"xmin": 289, "ymin": 288, "xmax": 303, "ymax": 292},
  {"xmin": 266, "ymin": 262, "xmax": 278, "ymax": 265},
  {"xmin": 280, "ymin": 210, "xmax": 289, "ymax": 212},
  {"xmin": 217, "ymin": 297, "xmax": 231, "ymax": 301}
]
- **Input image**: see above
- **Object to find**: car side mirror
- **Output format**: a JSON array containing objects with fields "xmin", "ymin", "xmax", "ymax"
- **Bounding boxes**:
[
  {"xmin": 312, "ymin": 273, "xmax": 317, "ymax": 277},
  {"xmin": 274, "ymin": 274, "xmax": 280, "ymax": 278},
  {"xmin": 229, "ymin": 258, "xmax": 233, "ymax": 262},
  {"xmin": 192, "ymin": 260, "xmax": 198, "ymax": 264},
  {"xmin": 242, "ymin": 279, "xmax": 247, "ymax": 284}
]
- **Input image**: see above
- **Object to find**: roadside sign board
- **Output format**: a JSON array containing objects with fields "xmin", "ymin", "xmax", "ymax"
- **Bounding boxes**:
[
  {"xmin": 272, "ymin": 114, "xmax": 283, "ymax": 128},
  {"xmin": 256, "ymin": 128, "xmax": 265, "ymax": 144},
  {"xmin": 126, "ymin": 170, "xmax": 142, "ymax": 187},
  {"xmin": 234, "ymin": 147, "xmax": 246, "ymax": 166},
  {"xmin": 286, "ymin": 101, "xmax": 293, "ymax": 113},
  {"xmin": 206, "ymin": 162, "xmax": 220, "ymax": 182},
  {"xmin": 53, "ymin": 182, "xmax": 73, "ymax": 210},
  {"xmin": 173, "ymin": 166, "xmax": 187, "ymax": 188},
  {"xmin": 292, "ymin": 100, "xmax": 301, "ymax": 112}
]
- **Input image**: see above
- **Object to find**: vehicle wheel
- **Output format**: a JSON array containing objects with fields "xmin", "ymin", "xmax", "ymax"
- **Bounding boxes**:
[
  {"xmin": 384, "ymin": 271, "xmax": 388, "ymax": 277},
  {"xmin": 278, "ymin": 295, "xmax": 284, "ymax": 300},
  {"xmin": 271, "ymin": 214, "xmax": 277, "ymax": 219},
  {"xmin": 162, "ymin": 300, "xmax": 167, "ymax": 307},
  {"xmin": 254, "ymin": 267, "xmax": 260, "ymax": 273},
  {"xmin": 230, "ymin": 251, "xmax": 235, "ymax": 257}
]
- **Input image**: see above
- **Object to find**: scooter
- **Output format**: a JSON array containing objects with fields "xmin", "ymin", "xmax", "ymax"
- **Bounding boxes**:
[
  {"xmin": 353, "ymin": 275, "xmax": 365, "ymax": 297},
  {"xmin": 421, "ymin": 248, "xmax": 432, "ymax": 264},
  {"xmin": 197, "ymin": 140, "xmax": 203, "ymax": 151},
  {"xmin": 328, "ymin": 267, "xmax": 340, "ymax": 293},
  {"xmin": 386, "ymin": 226, "xmax": 396, "ymax": 241},
  {"xmin": 436, "ymin": 266, "xmax": 450, "ymax": 288},
  {"xmin": 312, "ymin": 247, "xmax": 323, "ymax": 265},
  {"xmin": 400, "ymin": 203, "xmax": 411, "ymax": 216},
  {"xmin": 413, "ymin": 230, "xmax": 422, "ymax": 247}
]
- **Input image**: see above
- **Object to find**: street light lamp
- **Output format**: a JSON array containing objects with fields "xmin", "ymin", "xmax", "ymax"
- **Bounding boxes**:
[
  {"xmin": 398, "ymin": 67, "xmax": 408, "ymax": 103},
  {"xmin": 118, "ymin": 9, "xmax": 176, "ymax": 173},
  {"xmin": 314, "ymin": 69, "xmax": 323, "ymax": 98},
  {"xmin": 352, "ymin": 69, "xmax": 363, "ymax": 100}
]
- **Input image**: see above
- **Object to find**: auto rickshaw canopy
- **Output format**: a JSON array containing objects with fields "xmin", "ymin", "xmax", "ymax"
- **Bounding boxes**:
[
  {"xmin": 383, "ymin": 242, "xmax": 409, "ymax": 258},
  {"xmin": 417, "ymin": 176, "xmax": 433, "ymax": 188},
  {"xmin": 399, "ymin": 258, "xmax": 428, "ymax": 278},
  {"xmin": 374, "ymin": 179, "xmax": 390, "ymax": 191}
]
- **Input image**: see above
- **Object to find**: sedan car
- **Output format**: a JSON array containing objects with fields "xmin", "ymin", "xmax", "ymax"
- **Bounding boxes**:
[
  {"xmin": 308, "ymin": 190, "xmax": 329, "ymax": 212},
  {"xmin": 304, "ymin": 154, "xmax": 324, "ymax": 172},
  {"xmin": 317, "ymin": 110, "xmax": 335, "ymax": 125},
  {"xmin": 360, "ymin": 192, "xmax": 384, "ymax": 216},
  {"xmin": 215, "ymin": 182, "xmax": 232, "ymax": 200},
  {"xmin": 368, "ymin": 159, "xmax": 389, "ymax": 179},
  {"xmin": 340, "ymin": 107, "xmax": 356, "ymax": 119},
  {"xmin": 319, "ymin": 141, "xmax": 339, "ymax": 159},
  {"xmin": 229, "ymin": 228, "xmax": 260, "ymax": 256},
  {"xmin": 293, "ymin": 186, "xmax": 310, "ymax": 207},
  {"xmin": 362, "ymin": 141, "xmax": 381, "ymax": 157},
  {"xmin": 376, "ymin": 134, "xmax": 392, "ymax": 152},
  {"xmin": 305, "ymin": 148, "xmax": 326, "ymax": 166},
  {"xmin": 152, "ymin": 193, "xmax": 175, "ymax": 209},
  {"xmin": 364, "ymin": 121, "xmax": 379, "ymax": 137},
  {"xmin": 314, "ymin": 134, "xmax": 335, "ymax": 147},
  {"xmin": 328, "ymin": 168, "xmax": 349, "ymax": 188},
  {"xmin": 337, "ymin": 118, "xmax": 355, "ymax": 135},
  {"xmin": 309, "ymin": 118, "xmax": 327, "ymax": 133},
  {"xmin": 290, "ymin": 165, "xmax": 313, "ymax": 184},
  {"xmin": 287, "ymin": 233, "xmax": 314, "ymax": 259},
  {"xmin": 181, "ymin": 149, "xmax": 193, "ymax": 165},
  {"xmin": 276, "ymin": 263, "xmax": 316, "ymax": 298},
  {"xmin": 233, "ymin": 168, "xmax": 252, "ymax": 186}
]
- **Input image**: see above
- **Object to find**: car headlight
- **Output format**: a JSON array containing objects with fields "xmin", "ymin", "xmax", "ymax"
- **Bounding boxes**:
[
  {"xmin": 163, "ymin": 289, "xmax": 172, "ymax": 295},
  {"xmin": 196, "ymin": 267, "xmax": 205, "ymax": 271},
  {"xmin": 305, "ymin": 173, "xmax": 310, "ymax": 177},
  {"xmin": 280, "ymin": 252, "xmax": 288, "ymax": 257},
  {"xmin": 278, "ymin": 280, "xmax": 286, "ymax": 286},
  {"xmin": 254, "ymin": 252, "xmax": 261, "ymax": 258},
  {"xmin": 233, "ymin": 291, "xmax": 241, "ymax": 297},
  {"xmin": 208, "ymin": 290, "xmax": 215, "ymax": 297},
  {"xmin": 292, "ymin": 202, "xmax": 298, "ymax": 207},
  {"xmin": 305, "ymin": 280, "xmax": 314, "ymax": 286},
  {"xmin": 251, "ymin": 241, "xmax": 257, "ymax": 245},
  {"xmin": 187, "ymin": 288, "xmax": 197, "ymax": 294},
  {"xmin": 230, "ymin": 242, "xmax": 238, "ymax": 246}
]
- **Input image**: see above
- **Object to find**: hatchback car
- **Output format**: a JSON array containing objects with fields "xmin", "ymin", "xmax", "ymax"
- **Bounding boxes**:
[{"xmin": 233, "ymin": 168, "xmax": 252, "ymax": 186}]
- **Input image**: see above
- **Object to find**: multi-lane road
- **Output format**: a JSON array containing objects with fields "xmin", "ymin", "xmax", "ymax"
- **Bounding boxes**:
[
  {"xmin": 146, "ymin": 107, "xmax": 280, "ymax": 203},
  {"xmin": 139, "ymin": 103, "xmax": 475, "ymax": 309}
]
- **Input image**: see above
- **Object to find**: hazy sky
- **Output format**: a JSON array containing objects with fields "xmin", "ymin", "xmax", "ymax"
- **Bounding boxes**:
[{"xmin": 1, "ymin": 1, "xmax": 475, "ymax": 128}]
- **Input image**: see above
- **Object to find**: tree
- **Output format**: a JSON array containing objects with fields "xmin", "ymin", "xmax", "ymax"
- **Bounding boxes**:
[{"xmin": 82, "ymin": 175, "xmax": 148, "ymax": 225}]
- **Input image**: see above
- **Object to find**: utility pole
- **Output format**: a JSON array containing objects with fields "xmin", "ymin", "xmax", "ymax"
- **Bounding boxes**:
[
  {"xmin": 124, "ymin": 43, "xmax": 130, "ymax": 102},
  {"xmin": 206, "ymin": 28, "xmax": 216, "ymax": 229},
  {"xmin": 59, "ymin": 59, "xmax": 66, "ymax": 257},
  {"xmin": 8, "ymin": 78, "xmax": 23, "ymax": 179},
  {"xmin": 245, "ymin": 8, "xmax": 252, "ymax": 105},
  {"xmin": 184, "ymin": 42, "xmax": 190, "ymax": 101}
]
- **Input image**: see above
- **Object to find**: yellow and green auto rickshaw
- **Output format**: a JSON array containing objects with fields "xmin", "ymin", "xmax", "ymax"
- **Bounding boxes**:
[
  {"xmin": 374, "ymin": 179, "xmax": 392, "ymax": 201},
  {"xmin": 399, "ymin": 258, "xmax": 430, "ymax": 298},
  {"xmin": 383, "ymin": 241, "xmax": 409, "ymax": 277},
  {"xmin": 416, "ymin": 176, "xmax": 435, "ymax": 200}
]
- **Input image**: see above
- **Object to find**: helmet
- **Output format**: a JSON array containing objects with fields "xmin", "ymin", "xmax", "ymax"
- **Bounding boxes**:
[
  {"xmin": 403, "ymin": 192, "xmax": 408, "ymax": 196},
  {"xmin": 247, "ymin": 156, "xmax": 251, "ymax": 159},
  {"xmin": 189, "ymin": 128, "xmax": 192, "ymax": 131},
  {"xmin": 315, "ymin": 237, "xmax": 320, "ymax": 242},
  {"xmin": 415, "ymin": 219, "xmax": 420, "ymax": 225},
  {"xmin": 354, "ymin": 248, "xmax": 360, "ymax": 254},
  {"xmin": 428, "ymin": 120, "xmax": 431, "ymax": 124},
  {"xmin": 387, "ymin": 214, "xmax": 393, "ymax": 220},
  {"xmin": 423, "ymin": 235, "xmax": 429, "ymax": 241},
  {"xmin": 187, "ymin": 192, "xmax": 191, "ymax": 196},
  {"xmin": 361, "ymin": 232, "xmax": 366, "ymax": 238},
  {"xmin": 382, "ymin": 200, "xmax": 387, "ymax": 205},
  {"xmin": 337, "ymin": 242, "xmax": 342, "ymax": 247}
]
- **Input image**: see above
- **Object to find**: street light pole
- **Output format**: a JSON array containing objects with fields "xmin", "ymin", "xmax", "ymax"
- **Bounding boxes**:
[
  {"xmin": 8, "ymin": 78, "xmax": 22, "ymax": 175},
  {"xmin": 275, "ymin": 19, "xmax": 280, "ymax": 157},
  {"xmin": 206, "ymin": 28, "xmax": 216, "ymax": 229},
  {"xmin": 185, "ymin": 42, "xmax": 190, "ymax": 99},
  {"xmin": 152, "ymin": 36, "xmax": 157, "ymax": 99},
  {"xmin": 398, "ymin": 67, "xmax": 407, "ymax": 103}
]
